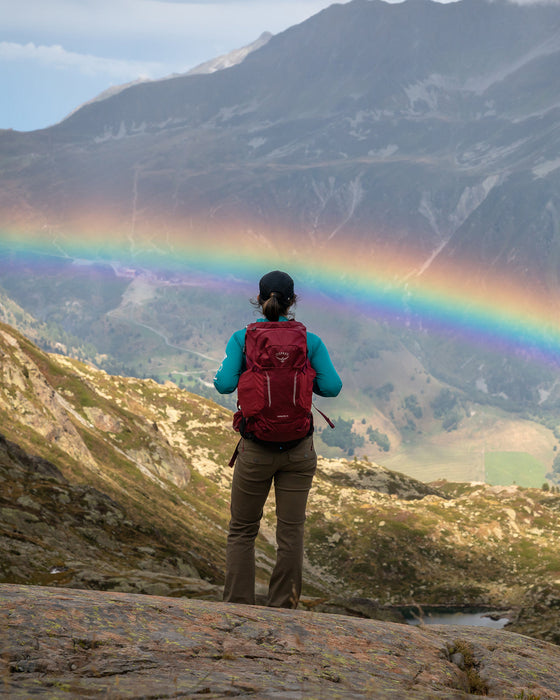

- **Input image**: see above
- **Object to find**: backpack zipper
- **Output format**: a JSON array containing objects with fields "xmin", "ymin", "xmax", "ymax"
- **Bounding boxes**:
[
  {"xmin": 293, "ymin": 373, "xmax": 297, "ymax": 405},
  {"xmin": 265, "ymin": 372, "xmax": 272, "ymax": 407}
]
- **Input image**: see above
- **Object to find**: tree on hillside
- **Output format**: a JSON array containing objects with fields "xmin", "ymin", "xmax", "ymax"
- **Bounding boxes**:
[
  {"xmin": 404, "ymin": 394, "xmax": 422, "ymax": 419},
  {"xmin": 374, "ymin": 382, "xmax": 394, "ymax": 401},
  {"xmin": 367, "ymin": 427, "xmax": 390, "ymax": 452},
  {"xmin": 431, "ymin": 389, "xmax": 458, "ymax": 418},
  {"xmin": 321, "ymin": 417, "xmax": 364, "ymax": 456}
]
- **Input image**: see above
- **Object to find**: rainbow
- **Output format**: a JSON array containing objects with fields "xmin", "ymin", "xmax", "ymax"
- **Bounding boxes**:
[{"xmin": 1, "ymin": 220, "xmax": 560, "ymax": 366}]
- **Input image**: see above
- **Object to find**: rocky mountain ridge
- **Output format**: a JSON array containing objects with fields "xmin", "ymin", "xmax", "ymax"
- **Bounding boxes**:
[
  {"xmin": 62, "ymin": 30, "xmax": 273, "ymax": 121},
  {"xmin": 186, "ymin": 31, "xmax": 272, "ymax": 76}
]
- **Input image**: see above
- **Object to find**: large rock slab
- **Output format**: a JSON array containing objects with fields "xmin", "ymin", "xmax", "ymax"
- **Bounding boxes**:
[{"xmin": 1, "ymin": 584, "xmax": 559, "ymax": 699}]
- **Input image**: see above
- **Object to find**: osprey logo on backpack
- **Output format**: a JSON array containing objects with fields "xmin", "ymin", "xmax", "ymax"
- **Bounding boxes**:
[{"xmin": 234, "ymin": 320, "xmax": 316, "ymax": 443}]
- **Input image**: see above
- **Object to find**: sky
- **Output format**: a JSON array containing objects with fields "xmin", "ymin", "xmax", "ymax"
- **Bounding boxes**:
[{"xmin": 0, "ymin": 0, "xmax": 358, "ymax": 133}]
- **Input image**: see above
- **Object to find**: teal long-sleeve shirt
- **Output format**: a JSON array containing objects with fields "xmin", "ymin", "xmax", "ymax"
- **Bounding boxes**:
[{"xmin": 213, "ymin": 317, "xmax": 342, "ymax": 397}]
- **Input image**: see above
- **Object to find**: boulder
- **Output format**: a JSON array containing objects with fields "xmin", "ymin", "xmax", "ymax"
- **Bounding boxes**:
[{"xmin": 2, "ymin": 583, "xmax": 560, "ymax": 699}]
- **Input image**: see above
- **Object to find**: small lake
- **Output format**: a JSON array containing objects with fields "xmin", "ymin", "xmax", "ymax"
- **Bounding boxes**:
[{"xmin": 406, "ymin": 610, "xmax": 510, "ymax": 629}]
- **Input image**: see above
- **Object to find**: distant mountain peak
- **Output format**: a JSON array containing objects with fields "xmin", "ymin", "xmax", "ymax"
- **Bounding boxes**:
[
  {"xmin": 61, "ymin": 31, "xmax": 273, "ymax": 123},
  {"xmin": 187, "ymin": 31, "xmax": 273, "ymax": 76}
]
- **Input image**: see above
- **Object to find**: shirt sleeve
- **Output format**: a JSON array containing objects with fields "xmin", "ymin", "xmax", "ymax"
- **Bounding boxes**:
[
  {"xmin": 213, "ymin": 329, "xmax": 245, "ymax": 394},
  {"xmin": 307, "ymin": 331, "xmax": 343, "ymax": 397}
]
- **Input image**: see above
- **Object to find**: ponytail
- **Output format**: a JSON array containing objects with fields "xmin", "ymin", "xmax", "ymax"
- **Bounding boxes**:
[
  {"xmin": 251, "ymin": 291, "xmax": 298, "ymax": 321},
  {"xmin": 262, "ymin": 294, "xmax": 283, "ymax": 321}
]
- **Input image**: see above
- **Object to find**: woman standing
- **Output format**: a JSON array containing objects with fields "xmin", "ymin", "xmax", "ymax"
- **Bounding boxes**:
[{"xmin": 214, "ymin": 270, "xmax": 342, "ymax": 608}]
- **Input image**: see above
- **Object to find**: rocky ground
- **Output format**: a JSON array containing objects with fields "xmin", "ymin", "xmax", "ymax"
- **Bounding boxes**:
[
  {"xmin": 2, "ymin": 584, "xmax": 560, "ymax": 699},
  {"xmin": 0, "ymin": 432, "xmax": 222, "ymax": 598}
]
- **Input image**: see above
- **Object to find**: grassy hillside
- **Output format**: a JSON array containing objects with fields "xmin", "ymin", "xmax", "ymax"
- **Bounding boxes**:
[
  {"xmin": 0, "ymin": 319, "xmax": 238, "ymax": 588},
  {"xmin": 3, "ymin": 319, "xmax": 560, "ymax": 643}
]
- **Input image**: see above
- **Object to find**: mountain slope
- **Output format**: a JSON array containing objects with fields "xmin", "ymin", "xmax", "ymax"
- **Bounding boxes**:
[
  {"xmin": 0, "ymin": 319, "xmax": 236, "ymax": 590},
  {"xmin": 3, "ymin": 320, "xmax": 560, "ymax": 645}
]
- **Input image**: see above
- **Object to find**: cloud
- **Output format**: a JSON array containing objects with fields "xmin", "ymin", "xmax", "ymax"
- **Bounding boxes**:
[
  {"xmin": 0, "ymin": 0, "xmax": 348, "ymax": 43},
  {"xmin": 0, "ymin": 41, "xmax": 164, "ymax": 80}
]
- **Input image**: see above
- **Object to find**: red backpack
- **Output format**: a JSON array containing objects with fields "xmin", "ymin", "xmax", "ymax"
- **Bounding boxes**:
[{"xmin": 233, "ymin": 320, "xmax": 316, "ymax": 443}]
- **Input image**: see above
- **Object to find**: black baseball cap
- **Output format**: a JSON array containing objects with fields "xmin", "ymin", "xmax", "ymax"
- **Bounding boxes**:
[{"xmin": 259, "ymin": 270, "xmax": 294, "ymax": 302}]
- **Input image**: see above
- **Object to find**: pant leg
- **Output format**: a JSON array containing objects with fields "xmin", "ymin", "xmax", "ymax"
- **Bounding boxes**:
[
  {"xmin": 223, "ymin": 439, "xmax": 276, "ymax": 605},
  {"xmin": 267, "ymin": 436, "xmax": 317, "ymax": 609}
]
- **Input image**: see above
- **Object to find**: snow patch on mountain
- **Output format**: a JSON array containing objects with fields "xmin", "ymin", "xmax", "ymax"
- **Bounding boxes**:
[
  {"xmin": 449, "ymin": 174, "xmax": 502, "ymax": 230},
  {"xmin": 249, "ymin": 137, "xmax": 267, "ymax": 150},
  {"xmin": 455, "ymin": 138, "xmax": 530, "ymax": 171},
  {"xmin": 215, "ymin": 100, "xmax": 261, "ymax": 124},
  {"xmin": 404, "ymin": 74, "xmax": 455, "ymax": 114},
  {"xmin": 368, "ymin": 145, "xmax": 399, "ymax": 158},
  {"xmin": 533, "ymin": 157, "xmax": 560, "ymax": 178},
  {"xmin": 94, "ymin": 120, "xmax": 151, "ymax": 143}
]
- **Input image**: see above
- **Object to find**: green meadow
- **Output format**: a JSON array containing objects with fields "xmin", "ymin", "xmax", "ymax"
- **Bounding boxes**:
[{"xmin": 485, "ymin": 451, "xmax": 547, "ymax": 488}]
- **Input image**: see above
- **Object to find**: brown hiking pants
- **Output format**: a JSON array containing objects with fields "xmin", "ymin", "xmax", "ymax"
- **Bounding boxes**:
[{"xmin": 223, "ymin": 435, "xmax": 317, "ymax": 608}]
